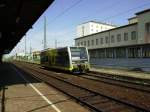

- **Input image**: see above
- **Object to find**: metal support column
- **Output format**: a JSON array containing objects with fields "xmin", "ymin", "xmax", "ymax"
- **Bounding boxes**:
[
  {"xmin": 104, "ymin": 48, "xmax": 107, "ymax": 58},
  {"xmin": 44, "ymin": 16, "xmax": 47, "ymax": 49},
  {"xmin": 140, "ymin": 47, "xmax": 143, "ymax": 58},
  {"xmin": 113, "ymin": 48, "xmax": 116, "ymax": 58},
  {"xmin": 125, "ymin": 47, "xmax": 128, "ymax": 58},
  {"xmin": 25, "ymin": 35, "xmax": 26, "ymax": 56},
  {"xmin": 0, "ymin": 54, "xmax": 2, "ymax": 63}
]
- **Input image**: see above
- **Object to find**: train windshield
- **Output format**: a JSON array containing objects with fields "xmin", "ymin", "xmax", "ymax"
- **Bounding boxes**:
[{"xmin": 70, "ymin": 47, "xmax": 88, "ymax": 61}]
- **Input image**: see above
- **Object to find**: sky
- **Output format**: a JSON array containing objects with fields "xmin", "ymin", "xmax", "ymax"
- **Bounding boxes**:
[{"xmin": 10, "ymin": 0, "xmax": 150, "ymax": 55}]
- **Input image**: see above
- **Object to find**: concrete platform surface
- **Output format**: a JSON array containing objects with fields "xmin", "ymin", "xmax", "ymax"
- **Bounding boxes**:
[{"xmin": 0, "ymin": 63, "xmax": 90, "ymax": 112}]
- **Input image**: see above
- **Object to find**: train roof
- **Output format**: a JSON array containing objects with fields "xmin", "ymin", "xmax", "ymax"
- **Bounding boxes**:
[
  {"xmin": 41, "ymin": 46, "xmax": 87, "ymax": 52},
  {"xmin": 32, "ymin": 51, "xmax": 41, "ymax": 54},
  {"xmin": 41, "ymin": 48, "xmax": 53, "ymax": 52}
]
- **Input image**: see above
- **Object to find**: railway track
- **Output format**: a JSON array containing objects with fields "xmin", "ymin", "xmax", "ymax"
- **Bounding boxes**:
[
  {"xmin": 90, "ymin": 71, "xmax": 150, "ymax": 86},
  {"xmin": 13, "ymin": 62, "xmax": 150, "ymax": 112},
  {"xmin": 79, "ymin": 73, "xmax": 150, "ymax": 93},
  {"xmin": 21, "ymin": 62, "xmax": 150, "ymax": 93}
]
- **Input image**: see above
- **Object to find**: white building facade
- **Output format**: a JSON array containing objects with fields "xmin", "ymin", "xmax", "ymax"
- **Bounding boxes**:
[
  {"xmin": 76, "ymin": 21, "xmax": 116, "ymax": 37},
  {"xmin": 75, "ymin": 9, "xmax": 150, "ymax": 70}
]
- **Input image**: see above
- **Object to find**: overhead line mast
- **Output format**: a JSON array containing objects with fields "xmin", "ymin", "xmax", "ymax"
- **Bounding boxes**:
[
  {"xmin": 44, "ymin": 16, "xmax": 47, "ymax": 50},
  {"xmin": 25, "ymin": 35, "xmax": 26, "ymax": 55}
]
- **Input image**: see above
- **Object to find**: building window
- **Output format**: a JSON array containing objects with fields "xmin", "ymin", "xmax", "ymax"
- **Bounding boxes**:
[
  {"xmin": 142, "ymin": 47, "xmax": 150, "ymax": 58},
  {"xmin": 96, "ymin": 30, "xmax": 98, "ymax": 32},
  {"xmin": 105, "ymin": 36, "xmax": 109, "ymax": 43},
  {"xmin": 145, "ymin": 22, "xmax": 150, "ymax": 35},
  {"xmin": 117, "ymin": 34, "xmax": 121, "ymax": 42},
  {"xmin": 81, "ymin": 42, "xmax": 83, "ymax": 46},
  {"xmin": 84, "ymin": 41, "xmax": 86, "ymax": 46},
  {"xmin": 100, "ymin": 38, "xmax": 103, "ymax": 44},
  {"xmin": 88, "ymin": 40, "xmax": 90, "ymax": 46},
  {"xmin": 124, "ymin": 33, "xmax": 128, "ymax": 41},
  {"xmin": 111, "ymin": 35, "xmax": 115, "ymax": 43},
  {"xmin": 128, "ymin": 47, "xmax": 140, "ymax": 58},
  {"xmin": 106, "ymin": 48, "xmax": 115, "ymax": 58},
  {"xmin": 91, "ymin": 29, "xmax": 93, "ymax": 32},
  {"xmin": 96, "ymin": 39, "xmax": 98, "ymax": 45},
  {"xmin": 77, "ymin": 42, "xmax": 80, "ymax": 46},
  {"xmin": 82, "ymin": 26, "xmax": 85, "ymax": 37},
  {"xmin": 91, "ymin": 40, "xmax": 94, "ymax": 45},
  {"xmin": 116, "ymin": 48, "xmax": 126, "ymax": 58},
  {"xmin": 131, "ymin": 31, "xmax": 136, "ymax": 40}
]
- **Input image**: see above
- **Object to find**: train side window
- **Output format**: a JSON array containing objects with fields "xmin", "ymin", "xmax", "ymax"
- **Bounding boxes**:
[
  {"xmin": 41, "ymin": 55, "xmax": 48, "ymax": 62},
  {"xmin": 55, "ymin": 50, "xmax": 69, "ymax": 66}
]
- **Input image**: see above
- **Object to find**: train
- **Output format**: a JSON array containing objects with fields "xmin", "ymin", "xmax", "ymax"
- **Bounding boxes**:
[
  {"xmin": 14, "ymin": 51, "xmax": 41, "ymax": 64},
  {"xmin": 41, "ymin": 46, "xmax": 90, "ymax": 73},
  {"xmin": 14, "ymin": 46, "xmax": 90, "ymax": 73}
]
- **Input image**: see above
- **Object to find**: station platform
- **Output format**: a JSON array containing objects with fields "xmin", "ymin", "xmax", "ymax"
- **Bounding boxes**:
[
  {"xmin": 91, "ymin": 66, "xmax": 150, "ymax": 80},
  {"xmin": 0, "ymin": 62, "xmax": 90, "ymax": 112}
]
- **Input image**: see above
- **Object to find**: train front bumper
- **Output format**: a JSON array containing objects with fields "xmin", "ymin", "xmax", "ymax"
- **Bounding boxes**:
[{"xmin": 72, "ymin": 63, "xmax": 89, "ymax": 73}]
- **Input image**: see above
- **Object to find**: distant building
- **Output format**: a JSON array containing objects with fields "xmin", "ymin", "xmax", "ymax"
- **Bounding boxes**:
[
  {"xmin": 76, "ymin": 21, "xmax": 116, "ymax": 37},
  {"xmin": 75, "ymin": 9, "xmax": 150, "ymax": 70}
]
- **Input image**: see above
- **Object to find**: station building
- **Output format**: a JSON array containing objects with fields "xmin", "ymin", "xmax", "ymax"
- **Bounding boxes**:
[{"xmin": 75, "ymin": 9, "xmax": 150, "ymax": 70}]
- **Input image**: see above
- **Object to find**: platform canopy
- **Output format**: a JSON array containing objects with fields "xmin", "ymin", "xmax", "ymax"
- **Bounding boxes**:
[{"xmin": 0, "ymin": 0, "xmax": 54, "ymax": 55}]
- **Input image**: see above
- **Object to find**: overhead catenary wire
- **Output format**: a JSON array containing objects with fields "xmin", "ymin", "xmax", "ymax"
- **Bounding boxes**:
[
  {"xmin": 13, "ymin": 1, "xmax": 150, "ymax": 54},
  {"xmin": 47, "ymin": 0, "xmax": 122, "ymax": 29},
  {"xmin": 47, "ymin": 0, "xmax": 83, "ymax": 26},
  {"xmin": 46, "ymin": 1, "xmax": 150, "ymax": 48},
  {"xmin": 52, "ymin": 2, "xmax": 150, "ymax": 48},
  {"xmin": 45, "ymin": 0, "xmax": 123, "ymax": 42},
  {"xmin": 101, "ymin": 1, "xmax": 150, "ymax": 22},
  {"xmin": 49, "ymin": 1, "xmax": 150, "ymax": 35}
]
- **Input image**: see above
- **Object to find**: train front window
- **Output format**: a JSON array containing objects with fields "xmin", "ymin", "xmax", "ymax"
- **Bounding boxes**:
[{"xmin": 70, "ymin": 47, "xmax": 88, "ymax": 61}]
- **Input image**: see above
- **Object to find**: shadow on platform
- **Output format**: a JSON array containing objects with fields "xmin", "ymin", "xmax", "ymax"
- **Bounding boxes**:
[
  {"xmin": 0, "ymin": 62, "xmax": 41, "ymax": 86},
  {"xmin": 0, "ymin": 62, "xmax": 41, "ymax": 112}
]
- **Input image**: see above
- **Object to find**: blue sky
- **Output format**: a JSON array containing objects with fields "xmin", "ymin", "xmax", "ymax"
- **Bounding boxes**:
[{"xmin": 10, "ymin": 0, "xmax": 150, "ymax": 55}]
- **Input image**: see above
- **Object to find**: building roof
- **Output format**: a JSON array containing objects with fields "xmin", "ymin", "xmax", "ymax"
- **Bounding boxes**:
[
  {"xmin": 0, "ymin": 0, "xmax": 54, "ymax": 55},
  {"xmin": 32, "ymin": 51, "xmax": 41, "ymax": 54},
  {"xmin": 41, "ymin": 48, "xmax": 52, "ymax": 52},
  {"xmin": 128, "ymin": 16, "xmax": 137, "ymax": 20},
  {"xmin": 136, "ymin": 8, "xmax": 150, "ymax": 15},
  {"xmin": 78, "ymin": 21, "xmax": 117, "ymax": 27}
]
